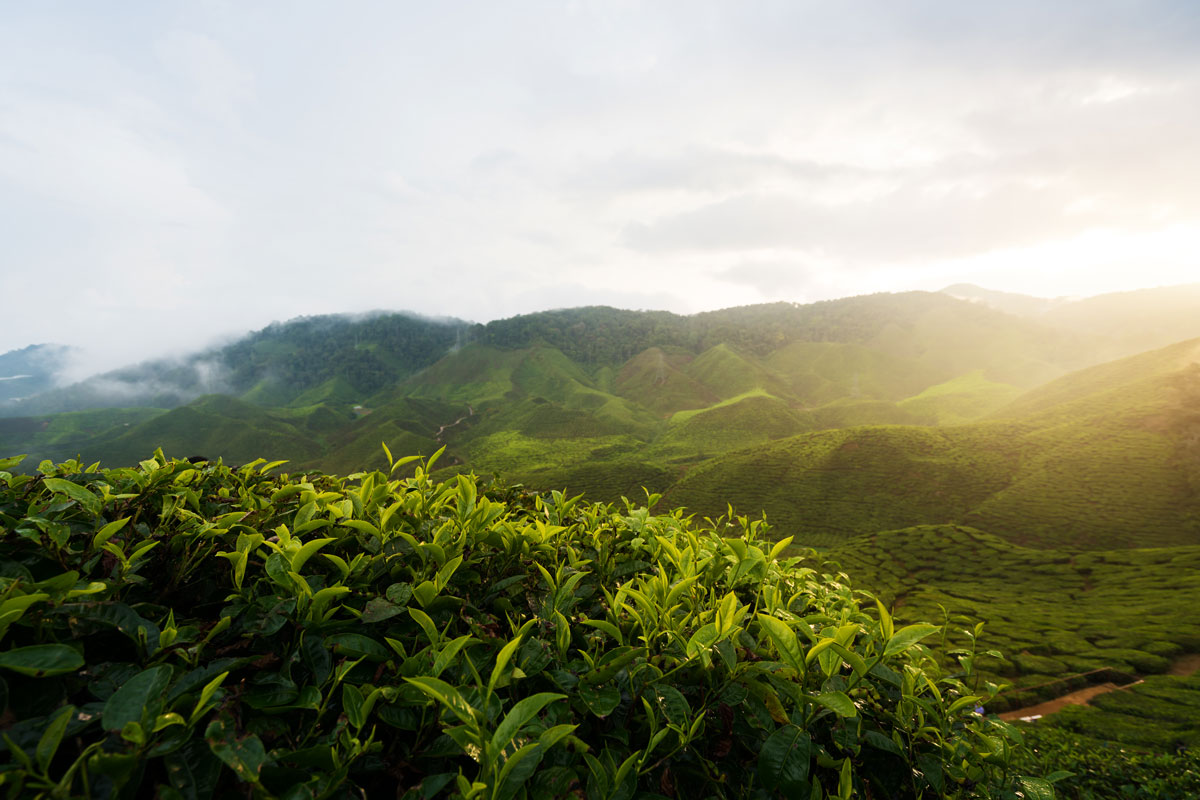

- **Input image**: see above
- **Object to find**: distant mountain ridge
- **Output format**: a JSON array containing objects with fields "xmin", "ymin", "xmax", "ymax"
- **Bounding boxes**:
[
  {"xmin": 940, "ymin": 282, "xmax": 1200, "ymax": 361},
  {"xmin": 0, "ymin": 311, "xmax": 471, "ymax": 417},
  {"xmin": 940, "ymin": 283, "xmax": 1066, "ymax": 316}
]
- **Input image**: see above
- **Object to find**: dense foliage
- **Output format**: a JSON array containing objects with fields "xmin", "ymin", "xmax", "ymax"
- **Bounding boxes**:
[
  {"xmin": 1010, "ymin": 726, "xmax": 1200, "ymax": 800},
  {"xmin": 0, "ymin": 452, "xmax": 1054, "ymax": 799}
]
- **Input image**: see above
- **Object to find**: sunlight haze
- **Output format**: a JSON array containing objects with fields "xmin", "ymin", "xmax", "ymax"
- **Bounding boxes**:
[{"xmin": 2, "ymin": 1, "xmax": 1199, "ymax": 372}]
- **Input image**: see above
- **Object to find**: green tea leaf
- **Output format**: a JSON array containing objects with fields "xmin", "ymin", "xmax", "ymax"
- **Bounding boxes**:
[
  {"xmin": 326, "ymin": 632, "xmax": 390, "ymax": 660},
  {"xmin": 813, "ymin": 691, "xmax": 857, "ymax": 718},
  {"xmin": 290, "ymin": 537, "xmax": 335, "ymax": 573},
  {"xmin": 205, "ymin": 718, "xmax": 268, "ymax": 783},
  {"xmin": 495, "ymin": 741, "xmax": 545, "ymax": 800},
  {"xmin": 92, "ymin": 517, "xmax": 130, "ymax": 549},
  {"xmin": 164, "ymin": 738, "xmax": 223, "ymax": 800},
  {"xmin": 361, "ymin": 597, "xmax": 404, "ymax": 623},
  {"xmin": 44, "ymin": 477, "xmax": 101, "ymax": 516},
  {"xmin": 385, "ymin": 582, "xmax": 413, "ymax": 606},
  {"xmin": 404, "ymin": 676, "xmax": 479, "ymax": 726},
  {"xmin": 1016, "ymin": 777, "xmax": 1056, "ymax": 800},
  {"xmin": 759, "ymin": 724, "xmax": 811, "ymax": 795},
  {"xmin": 875, "ymin": 597, "xmax": 894, "ymax": 642},
  {"xmin": 884, "ymin": 624, "xmax": 940, "ymax": 656},
  {"xmin": 576, "ymin": 684, "xmax": 621, "ymax": 718},
  {"xmin": 103, "ymin": 665, "xmax": 172, "ymax": 731},
  {"xmin": 685, "ymin": 622, "xmax": 720, "ymax": 660},
  {"xmin": 491, "ymin": 692, "xmax": 566, "ymax": 753},
  {"xmin": 36, "ymin": 704, "xmax": 75, "ymax": 771},
  {"xmin": 580, "ymin": 618, "xmax": 623, "ymax": 644},
  {"xmin": 0, "ymin": 643, "xmax": 84, "ymax": 677},
  {"xmin": 652, "ymin": 684, "xmax": 691, "ymax": 725},
  {"xmin": 758, "ymin": 614, "xmax": 805, "ymax": 673}
]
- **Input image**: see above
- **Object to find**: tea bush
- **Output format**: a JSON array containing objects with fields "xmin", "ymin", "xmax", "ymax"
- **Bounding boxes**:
[
  {"xmin": 0, "ymin": 451, "xmax": 1052, "ymax": 799},
  {"xmin": 1012, "ymin": 726, "xmax": 1200, "ymax": 800}
]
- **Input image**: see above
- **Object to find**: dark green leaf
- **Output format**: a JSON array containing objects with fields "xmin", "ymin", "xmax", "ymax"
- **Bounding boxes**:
[
  {"xmin": 103, "ymin": 665, "xmax": 172, "ymax": 731},
  {"xmin": 759, "ymin": 724, "xmax": 811, "ymax": 795},
  {"xmin": 813, "ymin": 691, "xmax": 857, "ymax": 718},
  {"xmin": 0, "ymin": 644, "xmax": 84, "ymax": 677},
  {"xmin": 864, "ymin": 730, "xmax": 903, "ymax": 756},
  {"xmin": 265, "ymin": 552, "xmax": 293, "ymax": 586},
  {"xmin": 491, "ymin": 693, "xmax": 565, "ymax": 753},
  {"xmin": 43, "ymin": 478, "xmax": 101, "ymax": 516},
  {"xmin": 496, "ymin": 742, "xmax": 546, "ymax": 800},
  {"xmin": 1016, "ymin": 777, "xmax": 1056, "ymax": 800},
  {"xmin": 576, "ymin": 684, "xmax": 621, "ymax": 718},
  {"xmin": 883, "ymin": 624, "xmax": 940, "ymax": 657},
  {"xmin": 164, "ymin": 738, "xmax": 223, "ymax": 800},
  {"xmin": 245, "ymin": 674, "xmax": 299, "ymax": 710},
  {"xmin": 326, "ymin": 632, "xmax": 390, "ymax": 660},
  {"xmin": 35, "ymin": 704, "xmax": 74, "ymax": 771},
  {"xmin": 206, "ymin": 718, "xmax": 268, "ymax": 784},
  {"xmin": 652, "ymin": 685, "xmax": 691, "ymax": 725},
  {"xmin": 361, "ymin": 597, "xmax": 404, "ymax": 623}
]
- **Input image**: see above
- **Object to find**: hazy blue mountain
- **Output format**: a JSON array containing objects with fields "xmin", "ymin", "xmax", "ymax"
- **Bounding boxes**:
[
  {"xmin": 940, "ymin": 283, "xmax": 1063, "ymax": 316},
  {"xmin": 0, "ymin": 344, "xmax": 74, "ymax": 404},
  {"xmin": 0, "ymin": 311, "xmax": 471, "ymax": 417}
]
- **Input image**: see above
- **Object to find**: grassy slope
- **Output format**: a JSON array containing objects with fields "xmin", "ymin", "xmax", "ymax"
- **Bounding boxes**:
[
  {"xmin": 684, "ymin": 343, "xmax": 791, "ymax": 401},
  {"xmin": 764, "ymin": 341, "xmax": 942, "ymax": 404},
  {"xmin": 662, "ymin": 425, "xmax": 1017, "ymax": 547},
  {"xmin": 967, "ymin": 339, "xmax": 1200, "ymax": 548},
  {"xmin": 0, "ymin": 407, "xmax": 167, "ymax": 466},
  {"xmin": 1043, "ymin": 673, "xmax": 1200, "ymax": 750},
  {"xmin": 313, "ymin": 395, "xmax": 451, "ymax": 474},
  {"xmin": 653, "ymin": 393, "xmax": 816, "ymax": 460},
  {"xmin": 612, "ymin": 346, "xmax": 718, "ymax": 414},
  {"xmin": 663, "ymin": 339, "xmax": 1200, "ymax": 549},
  {"xmin": 87, "ymin": 395, "xmax": 326, "ymax": 467},
  {"xmin": 897, "ymin": 370, "xmax": 1024, "ymax": 425},
  {"xmin": 400, "ymin": 343, "xmax": 522, "ymax": 406}
]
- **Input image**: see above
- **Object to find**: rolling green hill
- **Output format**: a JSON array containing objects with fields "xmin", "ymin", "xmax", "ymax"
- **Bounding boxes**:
[
  {"xmin": 764, "ymin": 341, "xmax": 942, "ymax": 405},
  {"xmin": 663, "ymin": 425, "xmax": 1018, "ymax": 547},
  {"xmin": 660, "ymin": 337, "xmax": 1200, "ymax": 549},
  {"xmin": 612, "ymin": 346, "xmax": 718, "ymax": 413},
  {"xmin": 897, "ymin": 370, "xmax": 1024, "ymax": 424},
  {"xmin": 87, "ymin": 394, "xmax": 327, "ymax": 467}
]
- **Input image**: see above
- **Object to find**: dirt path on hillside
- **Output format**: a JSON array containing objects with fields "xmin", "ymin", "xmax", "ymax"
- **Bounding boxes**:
[
  {"xmin": 1168, "ymin": 653, "xmax": 1200, "ymax": 675},
  {"xmin": 998, "ymin": 682, "xmax": 1127, "ymax": 721},
  {"xmin": 436, "ymin": 405, "xmax": 474, "ymax": 442},
  {"xmin": 999, "ymin": 653, "xmax": 1200, "ymax": 721}
]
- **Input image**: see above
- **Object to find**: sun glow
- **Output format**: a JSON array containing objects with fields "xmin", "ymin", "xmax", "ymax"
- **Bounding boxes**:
[{"xmin": 925, "ymin": 224, "xmax": 1200, "ymax": 299}]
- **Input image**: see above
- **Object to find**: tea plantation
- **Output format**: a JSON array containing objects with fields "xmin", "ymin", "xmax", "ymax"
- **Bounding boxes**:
[{"xmin": 0, "ymin": 452, "xmax": 1052, "ymax": 799}]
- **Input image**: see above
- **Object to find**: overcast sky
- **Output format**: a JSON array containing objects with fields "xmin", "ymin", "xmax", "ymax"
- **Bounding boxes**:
[{"xmin": 3, "ymin": 1, "xmax": 1199, "ymax": 373}]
